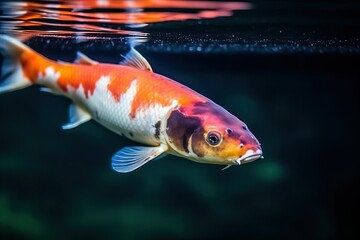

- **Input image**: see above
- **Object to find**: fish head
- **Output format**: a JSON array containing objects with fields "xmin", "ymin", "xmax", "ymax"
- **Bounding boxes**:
[{"xmin": 165, "ymin": 101, "xmax": 262, "ymax": 166}]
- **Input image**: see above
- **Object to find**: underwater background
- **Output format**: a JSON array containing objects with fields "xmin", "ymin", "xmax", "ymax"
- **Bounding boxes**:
[{"xmin": 0, "ymin": 0, "xmax": 359, "ymax": 239}]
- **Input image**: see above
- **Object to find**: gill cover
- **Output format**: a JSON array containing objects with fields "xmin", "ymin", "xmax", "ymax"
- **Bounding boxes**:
[{"xmin": 166, "ymin": 107, "xmax": 204, "ymax": 158}]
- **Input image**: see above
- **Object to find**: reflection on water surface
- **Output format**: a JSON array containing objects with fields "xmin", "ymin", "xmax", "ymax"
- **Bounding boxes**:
[
  {"xmin": 1, "ymin": 0, "xmax": 359, "ymax": 53},
  {"xmin": 1, "ymin": 0, "xmax": 250, "ymax": 36}
]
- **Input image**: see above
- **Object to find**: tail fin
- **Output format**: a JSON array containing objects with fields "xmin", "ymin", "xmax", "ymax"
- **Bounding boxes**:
[{"xmin": 0, "ymin": 35, "xmax": 32, "ymax": 95}]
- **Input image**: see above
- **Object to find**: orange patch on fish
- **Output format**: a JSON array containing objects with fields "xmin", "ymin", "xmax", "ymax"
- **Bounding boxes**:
[
  {"xmin": 55, "ymin": 64, "xmax": 102, "ymax": 97},
  {"xmin": 20, "ymin": 51, "xmax": 49, "ymax": 82},
  {"xmin": 128, "ymin": 73, "xmax": 205, "ymax": 118},
  {"xmin": 105, "ymin": 67, "xmax": 205, "ymax": 118},
  {"xmin": 106, "ymin": 68, "xmax": 136, "ymax": 102}
]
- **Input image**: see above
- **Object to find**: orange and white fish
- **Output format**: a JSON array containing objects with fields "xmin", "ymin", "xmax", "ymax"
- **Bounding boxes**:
[{"xmin": 0, "ymin": 35, "xmax": 262, "ymax": 173}]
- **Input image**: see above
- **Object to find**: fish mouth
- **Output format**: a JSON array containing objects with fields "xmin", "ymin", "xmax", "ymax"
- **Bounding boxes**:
[{"xmin": 235, "ymin": 149, "xmax": 263, "ymax": 165}]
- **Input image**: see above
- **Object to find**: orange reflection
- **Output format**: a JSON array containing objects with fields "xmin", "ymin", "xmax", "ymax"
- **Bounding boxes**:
[{"xmin": 1, "ymin": 0, "xmax": 251, "ymax": 36}]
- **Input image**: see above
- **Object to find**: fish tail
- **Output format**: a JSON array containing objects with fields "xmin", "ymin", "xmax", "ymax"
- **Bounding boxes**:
[{"xmin": 0, "ymin": 35, "xmax": 33, "ymax": 95}]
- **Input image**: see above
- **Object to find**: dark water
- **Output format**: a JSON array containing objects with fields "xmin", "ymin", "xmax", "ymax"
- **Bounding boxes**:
[{"xmin": 0, "ymin": 1, "xmax": 359, "ymax": 239}]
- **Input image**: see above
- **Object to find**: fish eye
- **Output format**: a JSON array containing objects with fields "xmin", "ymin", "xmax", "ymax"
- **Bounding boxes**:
[
  {"xmin": 242, "ymin": 126, "xmax": 247, "ymax": 130},
  {"xmin": 206, "ymin": 131, "xmax": 222, "ymax": 146}
]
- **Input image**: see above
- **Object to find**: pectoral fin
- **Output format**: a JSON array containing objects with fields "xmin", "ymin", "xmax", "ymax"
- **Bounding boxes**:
[
  {"xmin": 111, "ymin": 145, "xmax": 167, "ymax": 173},
  {"xmin": 62, "ymin": 103, "xmax": 91, "ymax": 129}
]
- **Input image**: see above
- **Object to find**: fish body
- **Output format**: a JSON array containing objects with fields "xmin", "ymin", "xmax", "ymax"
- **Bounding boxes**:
[{"xmin": 0, "ymin": 35, "xmax": 262, "ymax": 173}]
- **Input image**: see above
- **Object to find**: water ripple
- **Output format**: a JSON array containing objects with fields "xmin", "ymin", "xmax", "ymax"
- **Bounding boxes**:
[
  {"xmin": 0, "ymin": 0, "xmax": 250, "ymax": 37},
  {"xmin": 0, "ymin": 1, "xmax": 359, "ymax": 54}
]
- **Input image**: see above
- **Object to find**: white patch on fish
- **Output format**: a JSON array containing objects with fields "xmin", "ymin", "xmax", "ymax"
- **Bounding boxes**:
[
  {"xmin": 37, "ymin": 66, "xmax": 60, "ymax": 85},
  {"xmin": 64, "ymin": 75, "xmax": 177, "ymax": 146}
]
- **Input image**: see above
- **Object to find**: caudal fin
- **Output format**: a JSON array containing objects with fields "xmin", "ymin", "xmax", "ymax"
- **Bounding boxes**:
[{"xmin": 0, "ymin": 35, "xmax": 32, "ymax": 95}]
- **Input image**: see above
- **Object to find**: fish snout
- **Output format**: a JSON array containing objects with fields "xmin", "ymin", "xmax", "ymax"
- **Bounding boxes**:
[{"xmin": 235, "ymin": 144, "xmax": 263, "ymax": 165}]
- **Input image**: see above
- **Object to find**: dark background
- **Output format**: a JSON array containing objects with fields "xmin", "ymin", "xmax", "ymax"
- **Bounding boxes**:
[
  {"xmin": 1, "ymin": 1, "xmax": 359, "ymax": 239},
  {"xmin": 1, "ymin": 50, "xmax": 359, "ymax": 240}
]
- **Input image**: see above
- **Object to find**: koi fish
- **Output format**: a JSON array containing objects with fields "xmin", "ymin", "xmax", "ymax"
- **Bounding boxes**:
[{"xmin": 0, "ymin": 35, "xmax": 262, "ymax": 173}]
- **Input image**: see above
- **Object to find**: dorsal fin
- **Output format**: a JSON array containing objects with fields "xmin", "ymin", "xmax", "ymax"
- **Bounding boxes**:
[
  {"xmin": 74, "ymin": 51, "xmax": 98, "ymax": 65},
  {"xmin": 120, "ymin": 48, "xmax": 152, "ymax": 71}
]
